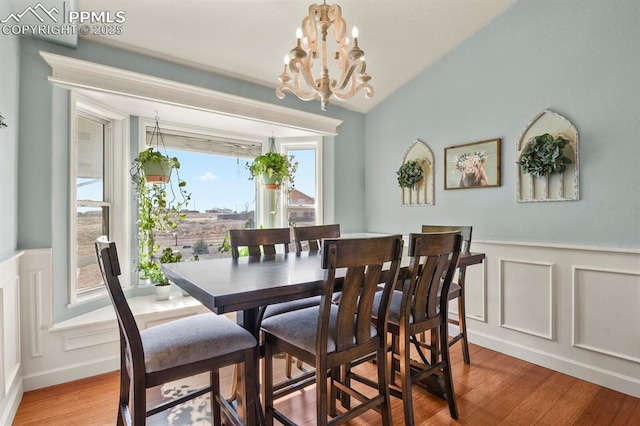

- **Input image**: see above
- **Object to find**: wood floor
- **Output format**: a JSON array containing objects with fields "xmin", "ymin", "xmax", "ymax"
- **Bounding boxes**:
[{"xmin": 13, "ymin": 343, "xmax": 640, "ymax": 425}]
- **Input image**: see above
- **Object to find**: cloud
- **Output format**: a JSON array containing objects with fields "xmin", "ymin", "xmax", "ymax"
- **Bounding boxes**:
[{"xmin": 197, "ymin": 172, "xmax": 218, "ymax": 182}]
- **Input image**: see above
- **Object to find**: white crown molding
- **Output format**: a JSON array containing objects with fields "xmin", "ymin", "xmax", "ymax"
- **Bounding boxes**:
[{"xmin": 39, "ymin": 51, "xmax": 343, "ymax": 136}]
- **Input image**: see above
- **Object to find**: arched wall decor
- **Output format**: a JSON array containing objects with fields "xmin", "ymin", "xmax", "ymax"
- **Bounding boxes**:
[
  {"xmin": 399, "ymin": 139, "xmax": 434, "ymax": 206},
  {"xmin": 516, "ymin": 109, "xmax": 579, "ymax": 202}
]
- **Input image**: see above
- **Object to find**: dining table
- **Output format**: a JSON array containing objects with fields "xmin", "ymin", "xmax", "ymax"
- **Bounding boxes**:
[{"xmin": 162, "ymin": 249, "xmax": 485, "ymax": 423}]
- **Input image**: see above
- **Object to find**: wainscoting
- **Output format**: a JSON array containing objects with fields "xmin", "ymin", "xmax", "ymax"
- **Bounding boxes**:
[
  {"xmin": 463, "ymin": 241, "xmax": 640, "ymax": 398},
  {"xmin": 0, "ymin": 251, "xmax": 23, "ymax": 425},
  {"xmin": 1, "ymin": 242, "xmax": 639, "ymax": 423}
]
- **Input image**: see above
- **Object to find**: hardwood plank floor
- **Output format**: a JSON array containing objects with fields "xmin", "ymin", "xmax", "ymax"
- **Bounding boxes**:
[{"xmin": 13, "ymin": 343, "xmax": 639, "ymax": 425}]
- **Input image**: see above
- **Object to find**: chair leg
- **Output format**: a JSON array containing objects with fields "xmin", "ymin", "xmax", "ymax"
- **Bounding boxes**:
[
  {"xmin": 399, "ymin": 333, "xmax": 415, "ymax": 426},
  {"xmin": 377, "ymin": 346, "xmax": 393, "ymax": 426},
  {"xmin": 440, "ymin": 323, "xmax": 459, "ymax": 419},
  {"xmin": 118, "ymin": 366, "xmax": 130, "ymax": 426},
  {"xmin": 131, "ymin": 375, "xmax": 146, "ymax": 425},
  {"xmin": 285, "ymin": 353, "xmax": 293, "ymax": 378},
  {"xmin": 316, "ymin": 359, "xmax": 329, "ymax": 426},
  {"xmin": 262, "ymin": 344, "xmax": 274, "ymax": 426},
  {"xmin": 211, "ymin": 370, "xmax": 222, "ymax": 426},
  {"xmin": 457, "ymin": 294, "xmax": 471, "ymax": 364}
]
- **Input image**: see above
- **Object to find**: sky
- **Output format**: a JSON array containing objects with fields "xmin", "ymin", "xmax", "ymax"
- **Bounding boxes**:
[
  {"xmin": 165, "ymin": 148, "xmax": 316, "ymax": 212},
  {"xmin": 77, "ymin": 147, "xmax": 316, "ymax": 213}
]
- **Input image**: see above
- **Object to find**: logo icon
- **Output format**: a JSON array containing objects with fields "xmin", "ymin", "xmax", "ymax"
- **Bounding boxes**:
[{"xmin": 1, "ymin": 2, "xmax": 59, "ymax": 24}]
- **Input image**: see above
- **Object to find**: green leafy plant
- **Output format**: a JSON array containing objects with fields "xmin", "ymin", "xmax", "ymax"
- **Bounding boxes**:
[
  {"xmin": 159, "ymin": 247, "xmax": 183, "ymax": 264},
  {"xmin": 396, "ymin": 160, "xmax": 424, "ymax": 189},
  {"xmin": 0, "ymin": 113, "xmax": 7, "ymax": 129},
  {"xmin": 517, "ymin": 133, "xmax": 572, "ymax": 178},
  {"xmin": 247, "ymin": 152, "xmax": 298, "ymax": 191},
  {"xmin": 132, "ymin": 147, "xmax": 191, "ymax": 286}
]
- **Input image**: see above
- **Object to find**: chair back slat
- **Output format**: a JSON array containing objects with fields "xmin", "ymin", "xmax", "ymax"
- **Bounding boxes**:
[
  {"xmin": 421, "ymin": 225, "xmax": 472, "ymax": 253},
  {"xmin": 320, "ymin": 235, "xmax": 403, "ymax": 354},
  {"xmin": 293, "ymin": 224, "xmax": 340, "ymax": 253},
  {"xmin": 229, "ymin": 228, "xmax": 290, "ymax": 258},
  {"xmin": 406, "ymin": 233, "xmax": 462, "ymax": 323},
  {"xmin": 94, "ymin": 237, "xmax": 145, "ymax": 368}
]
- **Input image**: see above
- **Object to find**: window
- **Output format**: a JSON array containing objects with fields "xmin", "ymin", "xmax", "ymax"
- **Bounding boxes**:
[
  {"xmin": 69, "ymin": 95, "xmax": 128, "ymax": 304},
  {"xmin": 278, "ymin": 138, "xmax": 323, "ymax": 227},
  {"xmin": 75, "ymin": 114, "xmax": 109, "ymax": 293},
  {"xmin": 138, "ymin": 120, "xmax": 263, "ymax": 268}
]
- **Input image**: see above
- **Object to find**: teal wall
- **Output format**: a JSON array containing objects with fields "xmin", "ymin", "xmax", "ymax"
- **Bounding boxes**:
[
  {"xmin": 0, "ymin": 4, "xmax": 19, "ymax": 259},
  {"xmin": 17, "ymin": 37, "xmax": 365, "ymax": 322},
  {"xmin": 365, "ymin": 0, "xmax": 640, "ymax": 249}
]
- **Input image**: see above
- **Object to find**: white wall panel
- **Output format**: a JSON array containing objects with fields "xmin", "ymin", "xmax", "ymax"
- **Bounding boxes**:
[
  {"xmin": 573, "ymin": 267, "xmax": 640, "ymax": 363},
  {"xmin": 0, "ymin": 252, "xmax": 24, "ymax": 425},
  {"xmin": 500, "ymin": 259, "xmax": 554, "ymax": 339}
]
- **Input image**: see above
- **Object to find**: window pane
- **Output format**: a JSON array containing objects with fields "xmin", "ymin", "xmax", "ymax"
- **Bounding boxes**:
[
  {"xmin": 76, "ymin": 206, "xmax": 109, "ymax": 292},
  {"xmin": 76, "ymin": 116, "xmax": 104, "ymax": 201},
  {"xmin": 151, "ymin": 149, "xmax": 256, "ymax": 261},
  {"xmin": 287, "ymin": 149, "xmax": 315, "ymax": 202},
  {"xmin": 288, "ymin": 207, "xmax": 315, "ymax": 226}
]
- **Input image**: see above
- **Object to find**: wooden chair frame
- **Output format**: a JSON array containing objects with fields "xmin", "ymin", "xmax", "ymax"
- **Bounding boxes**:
[
  {"xmin": 261, "ymin": 235, "xmax": 403, "ymax": 426},
  {"xmin": 422, "ymin": 224, "xmax": 473, "ymax": 364},
  {"xmin": 95, "ymin": 238, "xmax": 256, "ymax": 425}
]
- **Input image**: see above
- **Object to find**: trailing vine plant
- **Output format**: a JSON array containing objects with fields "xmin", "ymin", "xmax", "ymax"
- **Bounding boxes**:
[{"xmin": 131, "ymin": 127, "xmax": 191, "ymax": 285}]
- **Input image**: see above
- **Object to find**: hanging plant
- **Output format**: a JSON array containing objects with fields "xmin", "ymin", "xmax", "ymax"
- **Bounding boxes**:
[
  {"xmin": 131, "ymin": 117, "xmax": 191, "ymax": 285},
  {"xmin": 396, "ymin": 159, "xmax": 424, "ymax": 189},
  {"xmin": 246, "ymin": 151, "xmax": 298, "ymax": 190},
  {"xmin": 517, "ymin": 133, "xmax": 572, "ymax": 178}
]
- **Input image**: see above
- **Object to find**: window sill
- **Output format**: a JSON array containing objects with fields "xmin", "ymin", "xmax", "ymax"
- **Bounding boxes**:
[{"xmin": 51, "ymin": 290, "xmax": 206, "ymax": 333}]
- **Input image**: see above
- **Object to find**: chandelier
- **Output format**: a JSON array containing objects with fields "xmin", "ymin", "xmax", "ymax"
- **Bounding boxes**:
[{"xmin": 276, "ymin": 1, "xmax": 373, "ymax": 111}]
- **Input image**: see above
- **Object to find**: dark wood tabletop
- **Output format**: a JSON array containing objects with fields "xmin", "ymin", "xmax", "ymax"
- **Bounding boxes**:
[{"xmin": 162, "ymin": 251, "xmax": 485, "ymax": 320}]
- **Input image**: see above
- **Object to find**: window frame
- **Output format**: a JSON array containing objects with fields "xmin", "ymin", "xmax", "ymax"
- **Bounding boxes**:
[
  {"xmin": 68, "ymin": 94, "xmax": 129, "ymax": 306},
  {"xmin": 276, "ymin": 136, "xmax": 324, "ymax": 227}
]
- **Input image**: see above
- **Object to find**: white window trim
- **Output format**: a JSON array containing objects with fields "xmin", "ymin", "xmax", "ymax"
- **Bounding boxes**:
[
  {"xmin": 277, "ymin": 136, "xmax": 324, "ymax": 227},
  {"xmin": 68, "ymin": 93, "xmax": 130, "ymax": 307}
]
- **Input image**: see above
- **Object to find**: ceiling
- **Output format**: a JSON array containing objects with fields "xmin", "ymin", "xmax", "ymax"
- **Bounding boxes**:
[{"xmin": 76, "ymin": 0, "xmax": 516, "ymax": 135}]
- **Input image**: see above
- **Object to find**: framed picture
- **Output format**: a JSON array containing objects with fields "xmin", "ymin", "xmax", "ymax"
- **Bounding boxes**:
[{"xmin": 444, "ymin": 138, "xmax": 501, "ymax": 190}]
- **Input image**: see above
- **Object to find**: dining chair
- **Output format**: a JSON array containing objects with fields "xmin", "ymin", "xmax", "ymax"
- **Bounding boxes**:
[
  {"xmin": 281, "ymin": 224, "xmax": 341, "ymax": 377},
  {"xmin": 422, "ymin": 224, "xmax": 473, "ymax": 364},
  {"xmin": 229, "ymin": 227, "xmax": 291, "ymax": 257},
  {"xmin": 355, "ymin": 232, "xmax": 462, "ymax": 425},
  {"xmin": 95, "ymin": 237, "xmax": 257, "ymax": 426},
  {"xmin": 229, "ymin": 226, "xmax": 323, "ymax": 379},
  {"xmin": 261, "ymin": 235, "xmax": 404, "ymax": 426},
  {"xmin": 293, "ymin": 223, "xmax": 341, "ymax": 253}
]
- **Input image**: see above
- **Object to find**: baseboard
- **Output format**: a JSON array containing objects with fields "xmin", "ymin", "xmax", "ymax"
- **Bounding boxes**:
[
  {"xmin": 0, "ymin": 376, "xmax": 23, "ymax": 426},
  {"xmin": 22, "ymin": 355, "xmax": 119, "ymax": 392},
  {"xmin": 469, "ymin": 330, "xmax": 640, "ymax": 398}
]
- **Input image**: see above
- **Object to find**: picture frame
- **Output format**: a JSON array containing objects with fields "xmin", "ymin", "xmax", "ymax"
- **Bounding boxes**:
[{"xmin": 444, "ymin": 138, "xmax": 501, "ymax": 190}]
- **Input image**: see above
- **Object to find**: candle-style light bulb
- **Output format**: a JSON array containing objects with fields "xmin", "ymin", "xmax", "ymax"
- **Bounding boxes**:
[
  {"xmin": 283, "ymin": 54, "xmax": 289, "ymax": 65},
  {"xmin": 352, "ymin": 26, "xmax": 359, "ymax": 39},
  {"xmin": 296, "ymin": 28, "xmax": 303, "ymax": 40}
]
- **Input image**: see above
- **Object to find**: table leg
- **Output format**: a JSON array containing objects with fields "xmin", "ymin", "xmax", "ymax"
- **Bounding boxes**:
[{"xmin": 236, "ymin": 307, "xmax": 264, "ymax": 425}]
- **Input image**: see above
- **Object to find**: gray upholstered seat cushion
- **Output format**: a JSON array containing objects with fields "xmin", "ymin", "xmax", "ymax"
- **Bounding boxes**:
[
  {"xmin": 263, "ymin": 296, "xmax": 322, "ymax": 319},
  {"xmin": 261, "ymin": 305, "xmax": 376, "ymax": 354},
  {"xmin": 141, "ymin": 313, "xmax": 256, "ymax": 373},
  {"xmin": 373, "ymin": 290, "xmax": 404, "ymax": 325}
]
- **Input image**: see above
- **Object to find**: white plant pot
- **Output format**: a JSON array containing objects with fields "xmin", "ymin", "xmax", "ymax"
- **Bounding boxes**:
[{"xmin": 155, "ymin": 285, "xmax": 171, "ymax": 301}]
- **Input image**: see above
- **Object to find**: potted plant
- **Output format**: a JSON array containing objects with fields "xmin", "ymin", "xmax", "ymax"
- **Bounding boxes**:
[
  {"xmin": 247, "ymin": 152, "xmax": 298, "ymax": 190},
  {"xmin": 132, "ymin": 144, "xmax": 190, "ymax": 295},
  {"xmin": 396, "ymin": 159, "xmax": 424, "ymax": 189},
  {"xmin": 517, "ymin": 133, "xmax": 573, "ymax": 178},
  {"xmin": 135, "ymin": 146, "xmax": 183, "ymax": 184}
]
